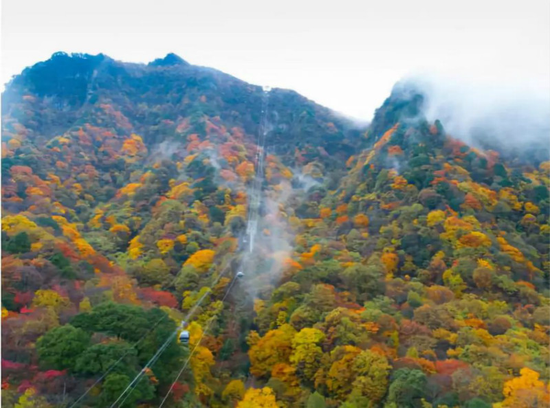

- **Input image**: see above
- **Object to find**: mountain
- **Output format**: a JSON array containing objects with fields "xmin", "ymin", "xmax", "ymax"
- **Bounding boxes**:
[
  {"xmin": 2, "ymin": 51, "xmax": 362, "ymax": 162},
  {"xmin": 1, "ymin": 52, "xmax": 549, "ymax": 408}
]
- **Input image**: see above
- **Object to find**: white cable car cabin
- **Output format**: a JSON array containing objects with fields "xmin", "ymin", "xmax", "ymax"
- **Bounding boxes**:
[
  {"xmin": 179, "ymin": 330, "xmax": 190, "ymax": 344},
  {"xmin": 236, "ymin": 271, "xmax": 244, "ymax": 278},
  {"xmin": 178, "ymin": 320, "xmax": 189, "ymax": 344}
]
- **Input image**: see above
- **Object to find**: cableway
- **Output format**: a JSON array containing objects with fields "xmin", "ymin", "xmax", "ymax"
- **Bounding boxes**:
[
  {"xmin": 69, "ymin": 264, "xmax": 231, "ymax": 408},
  {"xmin": 87, "ymin": 85, "xmax": 272, "ymax": 408},
  {"xmin": 156, "ymin": 276, "xmax": 240, "ymax": 408},
  {"xmin": 245, "ymin": 86, "xmax": 271, "ymax": 253}
]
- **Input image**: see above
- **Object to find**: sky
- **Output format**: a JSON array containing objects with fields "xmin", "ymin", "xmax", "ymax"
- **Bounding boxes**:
[{"xmin": 2, "ymin": 0, "xmax": 549, "ymax": 121}]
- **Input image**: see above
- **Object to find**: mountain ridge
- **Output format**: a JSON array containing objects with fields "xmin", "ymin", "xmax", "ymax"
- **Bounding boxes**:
[{"xmin": 3, "ymin": 51, "xmax": 365, "ymax": 166}]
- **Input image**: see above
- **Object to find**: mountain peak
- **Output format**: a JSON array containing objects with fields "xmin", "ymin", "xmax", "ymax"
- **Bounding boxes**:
[
  {"xmin": 148, "ymin": 53, "xmax": 189, "ymax": 67},
  {"xmin": 3, "ymin": 52, "xmax": 108, "ymax": 108},
  {"xmin": 368, "ymin": 81, "xmax": 425, "ymax": 139}
]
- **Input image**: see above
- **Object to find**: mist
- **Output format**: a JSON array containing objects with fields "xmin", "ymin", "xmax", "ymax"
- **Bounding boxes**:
[
  {"xmin": 401, "ymin": 75, "xmax": 550, "ymax": 155},
  {"xmin": 398, "ymin": 73, "xmax": 550, "ymax": 155},
  {"xmin": 292, "ymin": 171, "xmax": 320, "ymax": 192},
  {"xmin": 237, "ymin": 91, "xmax": 324, "ymax": 299},
  {"xmin": 148, "ymin": 140, "xmax": 186, "ymax": 164}
]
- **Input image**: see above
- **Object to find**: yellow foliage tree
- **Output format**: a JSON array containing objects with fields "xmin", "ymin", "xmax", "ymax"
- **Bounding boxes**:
[
  {"xmin": 249, "ymin": 324, "xmax": 296, "ymax": 377},
  {"xmin": 109, "ymin": 224, "xmax": 130, "ymax": 234},
  {"xmin": 225, "ymin": 205, "xmax": 247, "ymax": 226},
  {"xmin": 167, "ymin": 182, "xmax": 193, "ymax": 200},
  {"xmin": 32, "ymin": 289, "xmax": 70, "ymax": 312},
  {"xmin": 427, "ymin": 210, "xmax": 446, "ymax": 227},
  {"xmin": 184, "ymin": 249, "xmax": 215, "ymax": 273},
  {"xmin": 290, "ymin": 327, "xmax": 325, "ymax": 379},
  {"xmin": 457, "ymin": 231, "xmax": 492, "ymax": 249},
  {"xmin": 236, "ymin": 161, "xmax": 255, "ymax": 182},
  {"xmin": 121, "ymin": 133, "xmax": 146, "ymax": 156},
  {"xmin": 75, "ymin": 238, "xmax": 96, "ymax": 258},
  {"xmin": 222, "ymin": 379, "xmax": 245, "ymax": 402},
  {"xmin": 128, "ymin": 236, "xmax": 143, "ymax": 259},
  {"xmin": 182, "ymin": 287, "xmax": 211, "ymax": 311},
  {"xmin": 116, "ymin": 183, "xmax": 141, "ymax": 197},
  {"xmin": 442, "ymin": 269, "xmax": 466, "ymax": 296},
  {"xmin": 271, "ymin": 363, "xmax": 300, "ymax": 397},
  {"xmin": 191, "ymin": 346, "xmax": 215, "ymax": 396},
  {"xmin": 326, "ymin": 345, "xmax": 362, "ymax": 398},
  {"xmin": 351, "ymin": 349, "xmax": 392, "ymax": 403},
  {"xmin": 300, "ymin": 244, "xmax": 321, "ymax": 263},
  {"xmin": 110, "ymin": 275, "xmax": 140, "ymax": 305},
  {"xmin": 500, "ymin": 368, "xmax": 550, "ymax": 408},
  {"xmin": 524, "ymin": 202, "xmax": 540, "ymax": 215},
  {"xmin": 157, "ymin": 239, "xmax": 174, "ymax": 255},
  {"xmin": 497, "ymin": 237, "xmax": 525, "ymax": 263},
  {"xmin": 89, "ymin": 211, "xmax": 104, "ymax": 229},
  {"xmin": 79, "ymin": 297, "xmax": 92, "ymax": 313},
  {"xmin": 106, "ymin": 216, "xmax": 118, "ymax": 227},
  {"xmin": 391, "ymin": 175, "xmax": 408, "ymax": 190},
  {"xmin": 381, "ymin": 252, "xmax": 399, "ymax": 277},
  {"xmin": 61, "ymin": 225, "xmax": 81, "ymax": 241},
  {"xmin": 2, "ymin": 215, "xmax": 38, "ymax": 234},
  {"xmin": 14, "ymin": 388, "xmax": 51, "ymax": 408},
  {"xmin": 237, "ymin": 387, "xmax": 279, "ymax": 408}
]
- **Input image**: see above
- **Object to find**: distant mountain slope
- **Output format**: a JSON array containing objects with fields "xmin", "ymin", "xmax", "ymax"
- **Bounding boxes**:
[{"xmin": 2, "ymin": 52, "xmax": 362, "ymax": 162}]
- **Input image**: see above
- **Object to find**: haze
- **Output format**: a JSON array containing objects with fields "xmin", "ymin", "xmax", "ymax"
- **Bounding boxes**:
[{"xmin": 2, "ymin": 0, "xmax": 549, "ymax": 121}]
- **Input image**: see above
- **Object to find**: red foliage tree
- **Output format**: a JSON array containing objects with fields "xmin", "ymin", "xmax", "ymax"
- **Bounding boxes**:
[{"xmin": 140, "ymin": 288, "xmax": 178, "ymax": 308}]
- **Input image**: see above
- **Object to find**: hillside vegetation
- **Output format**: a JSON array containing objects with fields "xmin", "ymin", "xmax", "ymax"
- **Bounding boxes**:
[{"xmin": 1, "ymin": 52, "xmax": 549, "ymax": 408}]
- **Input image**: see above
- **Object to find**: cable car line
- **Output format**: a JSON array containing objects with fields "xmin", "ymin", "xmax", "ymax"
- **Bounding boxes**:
[
  {"xmin": 69, "ymin": 263, "xmax": 231, "ymax": 408},
  {"xmin": 110, "ymin": 330, "xmax": 178, "ymax": 408},
  {"xmin": 68, "ymin": 313, "xmax": 166, "ymax": 408},
  {"xmin": 108, "ymin": 263, "xmax": 239, "ymax": 408},
  {"xmin": 116, "ymin": 274, "xmax": 240, "ymax": 408},
  {"xmin": 72, "ymin": 87, "xmax": 270, "ymax": 408},
  {"xmin": 111, "ymin": 273, "xmax": 233, "ymax": 408},
  {"xmin": 245, "ymin": 86, "xmax": 270, "ymax": 253},
  {"xmin": 157, "ymin": 275, "xmax": 240, "ymax": 408}
]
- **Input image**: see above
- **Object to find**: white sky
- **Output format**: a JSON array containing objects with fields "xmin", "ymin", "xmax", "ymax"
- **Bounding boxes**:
[{"xmin": 2, "ymin": 0, "xmax": 549, "ymax": 120}]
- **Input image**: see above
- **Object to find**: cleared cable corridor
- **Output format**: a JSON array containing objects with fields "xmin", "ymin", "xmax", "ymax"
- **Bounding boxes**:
[{"xmin": 246, "ymin": 86, "xmax": 270, "ymax": 253}]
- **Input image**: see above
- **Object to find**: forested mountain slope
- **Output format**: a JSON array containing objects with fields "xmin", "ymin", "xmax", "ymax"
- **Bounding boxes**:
[{"xmin": 1, "ymin": 52, "xmax": 549, "ymax": 408}]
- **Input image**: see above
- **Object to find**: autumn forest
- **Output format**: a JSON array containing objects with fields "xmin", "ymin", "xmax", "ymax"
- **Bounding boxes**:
[{"xmin": 1, "ymin": 52, "xmax": 549, "ymax": 408}]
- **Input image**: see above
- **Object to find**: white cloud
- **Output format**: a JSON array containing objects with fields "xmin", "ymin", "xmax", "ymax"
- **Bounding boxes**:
[{"xmin": 400, "ymin": 72, "xmax": 550, "ymax": 148}]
